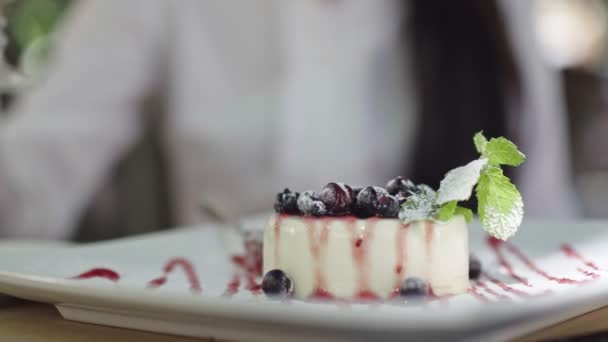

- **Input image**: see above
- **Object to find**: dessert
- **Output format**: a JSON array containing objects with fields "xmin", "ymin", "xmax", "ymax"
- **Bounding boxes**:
[{"xmin": 263, "ymin": 132, "xmax": 525, "ymax": 300}]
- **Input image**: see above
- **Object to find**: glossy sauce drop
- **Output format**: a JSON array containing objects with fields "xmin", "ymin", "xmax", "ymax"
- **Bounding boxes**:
[{"xmin": 72, "ymin": 268, "xmax": 120, "ymax": 282}]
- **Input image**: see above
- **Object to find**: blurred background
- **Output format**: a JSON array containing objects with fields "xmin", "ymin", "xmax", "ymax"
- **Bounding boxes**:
[
  {"xmin": 1, "ymin": 0, "xmax": 171, "ymax": 241},
  {"xmin": 2, "ymin": 0, "xmax": 608, "ymax": 241}
]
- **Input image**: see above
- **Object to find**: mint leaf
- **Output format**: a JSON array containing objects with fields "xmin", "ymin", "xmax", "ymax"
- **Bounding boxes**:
[
  {"xmin": 454, "ymin": 206, "xmax": 473, "ymax": 222},
  {"xmin": 435, "ymin": 201, "xmax": 457, "ymax": 221},
  {"xmin": 482, "ymin": 137, "xmax": 525, "ymax": 167},
  {"xmin": 399, "ymin": 185, "xmax": 438, "ymax": 223},
  {"xmin": 476, "ymin": 166, "xmax": 524, "ymax": 240},
  {"xmin": 474, "ymin": 131, "xmax": 488, "ymax": 154},
  {"xmin": 397, "ymin": 132, "xmax": 524, "ymax": 234},
  {"xmin": 437, "ymin": 158, "xmax": 488, "ymax": 205},
  {"xmin": 433, "ymin": 202, "xmax": 473, "ymax": 223}
]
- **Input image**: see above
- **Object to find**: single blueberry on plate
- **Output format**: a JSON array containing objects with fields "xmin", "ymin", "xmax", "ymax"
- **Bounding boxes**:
[
  {"xmin": 274, "ymin": 188, "xmax": 300, "ymax": 214},
  {"xmin": 469, "ymin": 255, "xmax": 482, "ymax": 280},
  {"xmin": 399, "ymin": 277, "xmax": 428, "ymax": 297},
  {"xmin": 319, "ymin": 182, "xmax": 354, "ymax": 215},
  {"xmin": 262, "ymin": 269, "xmax": 294, "ymax": 297}
]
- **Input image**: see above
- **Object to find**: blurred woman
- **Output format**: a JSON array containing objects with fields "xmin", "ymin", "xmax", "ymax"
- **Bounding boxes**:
[{"xmin": 0, "ymin": 0, "xmax": 577, "ymax": 239}]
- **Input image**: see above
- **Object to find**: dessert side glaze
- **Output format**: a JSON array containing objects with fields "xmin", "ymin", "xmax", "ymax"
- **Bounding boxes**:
[{"xmin": 264, "ymin": 214, "xmax": 469, "ymax": 299}]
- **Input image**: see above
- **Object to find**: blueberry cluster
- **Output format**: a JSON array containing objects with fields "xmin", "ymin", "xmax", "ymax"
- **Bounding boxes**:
[{"xmin": 274, "ymin": 177, "xmax": 418, "ymax": 218}]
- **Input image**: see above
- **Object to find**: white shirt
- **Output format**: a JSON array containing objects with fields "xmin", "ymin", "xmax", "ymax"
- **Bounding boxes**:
[{"xmin": 0, "ymin": 0, "xmax": 577, "ymax": 239}]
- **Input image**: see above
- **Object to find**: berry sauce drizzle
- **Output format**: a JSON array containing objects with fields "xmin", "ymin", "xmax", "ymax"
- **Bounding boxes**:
[
  {"xmin": 147, "ymin": 258, "xmax": 202, "ymax": 293},
  {"xmin": 487, "ymin": 237, "xmax": 531, "ymax": 287},
  {"xmin": 70, "ymin": 221, "xmax": 604, "ymax": 303},
  {"xmin": 227, "ymin": 241, "xmax": 263, "ymax": 296},
  {"xmin": 468, "ymin": 287, "xmax": 491, "ymax": 302},
  {"xmin": 298, "ymin": 217, "xmax": 437, "ymax": 301},
  {"xmin": 576, "ymin": 268, "xmax": 600, "ymax": 279},
  {"xmin": 425, "ymin": 222, "xmax": 434, "ymax": 280},
  {"xmin": 72, "ymin": 268, "xmax": 120, "ymax": 282},
  {"xmin": 273, "ymin": 214, "xmax": 287, "ymax": 267},
  {"xmin": 348, "ymin": 217, "xmax": 380, "ymax": 300},
  {"xmin": 481, "ymin": 271, "xmax": 533, "ymax": 297},
  {"xmin": 306, "ymin": 217, "xmax": 332, "ymax": 299},
  {"xmin": 225, "ymin": 274, "xmax": 241, "ymax": 296},
  {"xmin": 394, "ymin": 224, "xmax": 409, "ymax": 294},
  {"xmin": 501, "ymin": 240, "xmax": 591, "ymax": 285},
  {"xmin": 474, "ymin": 281, "xmax": 510, "ymax": 300},
  {"xmin": 561, "ymin": 244, "xmax": 601, "ymax": 271}
]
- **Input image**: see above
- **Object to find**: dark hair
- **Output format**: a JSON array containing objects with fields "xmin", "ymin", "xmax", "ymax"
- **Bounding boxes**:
[{"xmin": 406, "ymin": 0, "xmax": 521, "ymax": 188}]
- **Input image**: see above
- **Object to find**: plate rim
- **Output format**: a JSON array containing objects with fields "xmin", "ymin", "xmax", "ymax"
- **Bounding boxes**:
[{"xmin": 1, "ymin": 269, "xmax": 608, "ymax": 337}]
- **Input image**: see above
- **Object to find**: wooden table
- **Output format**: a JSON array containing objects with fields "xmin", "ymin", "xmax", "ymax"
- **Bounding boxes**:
[{"xmin": 0, "ymin": 300, "xmax": 606, "ymax": 341}]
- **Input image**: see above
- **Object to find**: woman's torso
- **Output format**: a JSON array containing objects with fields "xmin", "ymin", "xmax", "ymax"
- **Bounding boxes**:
[{"xmin": 162, "ymin": 0, "xmax": 416, "ymax": 225}]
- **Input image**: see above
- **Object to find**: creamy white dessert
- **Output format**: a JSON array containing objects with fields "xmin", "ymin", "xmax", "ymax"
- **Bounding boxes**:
[
  {"xmin": 263, "ymin": 214, "xmax": 469, "ymax": 299},
  {"xmin": 261, "ymin": 133, "xmax": 526, "ymax": 300}
]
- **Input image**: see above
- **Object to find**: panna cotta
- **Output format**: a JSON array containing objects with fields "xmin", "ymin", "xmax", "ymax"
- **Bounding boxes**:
[
  {"xmin": 264, "ymin": 214, "xmax": 469, "ymax": 299},
  {"xmin": 261, "ymin": 133, "xmax": 526, "ymax": 300}
]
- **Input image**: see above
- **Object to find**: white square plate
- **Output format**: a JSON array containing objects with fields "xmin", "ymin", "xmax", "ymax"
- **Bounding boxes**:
[{"xmin": 0, "ymin": 220, "xmax": 607, "ymax": 341}]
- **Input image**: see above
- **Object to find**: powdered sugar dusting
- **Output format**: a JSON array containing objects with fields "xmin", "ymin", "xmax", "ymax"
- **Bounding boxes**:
[
  {"xmin": 481, "ymin": 196, "xmax": 524, "ymax": 240},
  {"xmin": 297, "ymin": 190, "xmax": 327, "ymax": 216},
  {"xmin": 437, "ymin": 158, "xmax": 487, "ymax": 205},
  {"xmin": 399, "ymin": 186, "xmax": 438, "ymax": 223}
]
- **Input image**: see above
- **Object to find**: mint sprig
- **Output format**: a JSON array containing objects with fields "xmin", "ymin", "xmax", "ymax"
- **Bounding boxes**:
[
  {"xmin": 436, "ymin": 131, "xmax": 525, "ymax": 239},
  {"xmin": 399, "ymin": 131, "xmax": 525, "ymax": 240}
]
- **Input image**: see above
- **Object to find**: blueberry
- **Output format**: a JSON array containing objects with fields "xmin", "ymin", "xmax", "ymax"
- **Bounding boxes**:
[
  {"xmin": 262, "ymin": 269, "xmax": 294, "ymax": 297},
  {"xmin": 377, "ymin": 194, "xmax": 399, "ymax": 218},
  {"xmin": 395, "ymin": 191, "xmax": 409, "ymax": 205},
  {"xmin": 353, "ymin": 186, "xmax": 391, "ymax": 218},
  {"xmin": 351, "ymin": 186, "xmax": 364, "ymax": 197},
  {"xmin": 319, "ymin": 182, "xmax": 354, "ymax": 215},
  {"xmin": 274, "ymin": 188, "xmax": 300, "ymax": 214},
  {"xmin": 386, "ymin": 176, "xmax": 406, "ymax": 195},
  {"xmin": 386, "ymin": 177, "xmax": 417, "ymax": 195},
  {"xmin": 353, "ymin": 186, "xmax": 379, "ymax": 218},
  {"xmin": 372, "ymin": 186, "xmax": 389, "ymax": 197},
  {"xmin": 297, "ymin": 191, "xmax": 327, "ymax": 216},
  {"xmin": 399, "ymin": 277, "xmax": 428, "ymax": 297},
  {"xmin": 469, "ymin": 255, "xmax": 482, "ymax": 280}
]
